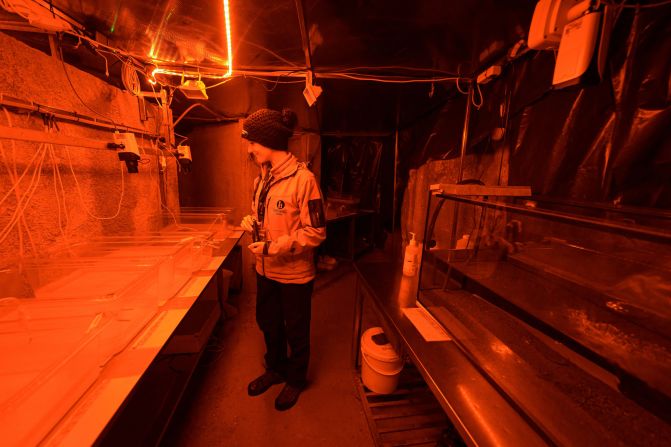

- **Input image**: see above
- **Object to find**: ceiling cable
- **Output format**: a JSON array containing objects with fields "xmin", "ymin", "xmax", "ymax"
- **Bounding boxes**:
[
  {"xmin": 472, "ymin": 83, "xmax": 484, "ymax": 109},
  {"xmin": 326, "ymin": 65, "xmax": 460, "ymax": 76},
  {"xmin": 173, "ymin": 103, "xmax": 231, "ymax": 127},
  {"xmin": 455, "ymin": 77, "xmax": 470, "ymax": 94},
  {"xmin": 121, "ymin": 59, "xmax": 141, "ymax": 95},
  {"xmin": 57, "ymin": 35, "xmax": 119, "ymax": 129},
  {"xmin": 601, "ymin": 0, "xmax": 671, "ymax": 7}
]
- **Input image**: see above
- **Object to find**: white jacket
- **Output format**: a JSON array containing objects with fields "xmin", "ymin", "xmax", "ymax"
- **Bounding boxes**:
[{"xmin": 252, "ymin": 153, "xmax": 326, "ymax": 283}]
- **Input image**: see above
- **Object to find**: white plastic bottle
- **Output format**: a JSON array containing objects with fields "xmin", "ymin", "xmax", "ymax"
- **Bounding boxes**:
[
  {"xmin": 455, "ymin": 234, "xmax": 470, "ymax": 250},
  {"xmin": 403, "ymin": 232, "xmax": 421, "ymax": 277}
]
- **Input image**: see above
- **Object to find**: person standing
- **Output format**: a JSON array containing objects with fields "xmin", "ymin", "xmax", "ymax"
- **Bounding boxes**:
[{"xmin": 240, "ymin": 108, "xmax": 326, "ymax": 411}]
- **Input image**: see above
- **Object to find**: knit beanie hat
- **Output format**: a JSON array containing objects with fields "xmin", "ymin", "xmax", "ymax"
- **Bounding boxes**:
[{"xmin": 241, "ymin": 108, "xmax": 298, "ymax": 150}]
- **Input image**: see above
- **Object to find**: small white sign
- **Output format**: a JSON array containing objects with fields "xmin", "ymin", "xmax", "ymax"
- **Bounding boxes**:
[{"xmin": 402, "ymin": 307, "xmax": 451, "ymax": 342}]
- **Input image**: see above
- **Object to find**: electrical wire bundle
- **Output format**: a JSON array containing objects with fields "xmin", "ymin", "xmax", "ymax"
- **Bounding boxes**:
[
  {"xmin": 121, "ymin": 59, "xmax": 142, "ymax": 96},
  {"xmin": 600, "ymin": 0, "xmax": 671, "ymax": 8},
  {"xmin": 0, "ymin": 107, "xmax": 128, "ymax": 257}
]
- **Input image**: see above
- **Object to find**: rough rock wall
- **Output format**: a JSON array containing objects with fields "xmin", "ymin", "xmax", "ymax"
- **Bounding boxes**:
[
  {"xmin": 0, "ymin": 32, "xmax": 178, "ymax": 264},
  {"xmin": 400, "ymin": 147, "xmax": 509, "ymax": 248}
]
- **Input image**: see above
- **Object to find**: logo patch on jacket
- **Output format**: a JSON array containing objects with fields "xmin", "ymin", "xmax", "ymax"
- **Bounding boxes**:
[
  {"xmin": 276, "ymin": 200, "xmax": 285, "ymax": 209},
  {"xmin": 308, "ymin": 199, "xmax": 326, "ymax": 228}
]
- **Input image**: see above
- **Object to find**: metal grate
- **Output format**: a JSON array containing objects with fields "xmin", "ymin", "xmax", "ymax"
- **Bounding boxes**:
[{"xmin": 355, "ymin": 365, "xmax": 465, "ymax": 447}]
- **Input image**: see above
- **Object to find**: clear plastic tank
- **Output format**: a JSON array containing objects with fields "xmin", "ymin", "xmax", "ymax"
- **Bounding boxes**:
[
  {"xmin": 162, "ymin": 207, "xmax": 234, "ymax": 239},
  {"xmin": 53, "ymin": 236, "xmax": 209, "ymax": 299},
  {"xmin": 0, "ymin": 258, "xmax": 162, "ymax": 446}
]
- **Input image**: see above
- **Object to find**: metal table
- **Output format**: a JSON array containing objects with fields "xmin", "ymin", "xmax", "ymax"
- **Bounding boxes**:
[
  {"xmin": 354, "ymin": 250, "xmax": 671, "ymax": 447},
  {"xmin": 353, "ymin": 253, "xmax": 548, "ymax": 447},
  {"xmin": 42, "ymin": 231, "xmax": 244, "ymax": 446}
]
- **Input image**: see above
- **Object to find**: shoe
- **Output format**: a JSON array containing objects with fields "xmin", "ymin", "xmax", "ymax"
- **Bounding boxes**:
[
  {"xmin": 274, "ymin": 384, "xmax": 303, "ymax": 411},
  {"xmin": 247, "ymin": 371, "xmax": 285, "ymax": 396}
]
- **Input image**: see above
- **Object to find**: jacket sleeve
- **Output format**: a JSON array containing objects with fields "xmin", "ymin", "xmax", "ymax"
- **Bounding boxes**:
[{"xmin": 272, "ymin": 172, "xmax": 326, "ymax": 255}]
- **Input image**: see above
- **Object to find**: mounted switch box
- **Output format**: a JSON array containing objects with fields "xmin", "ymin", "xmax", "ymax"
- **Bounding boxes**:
[
  {"xmin": 553, "ymin": 10, "xmax": 602, "ymax": 87},
  {"xmin": 113, "ymin": 132, "xmax": 141, "ymax": 173},
  {"xmin": 177, "ymin": 145, "xmax": 193, "ymax": 172},
  {"xmin": 477, "ymin": 65, "xmax": 502, "ymax": 85},
  {"xmin": 528, "ymin": 0, "xmax": 580, "ymax": 50},
  {"xmin": 528, "ymin": 0, "xmax": 605, "ymax": 89}
]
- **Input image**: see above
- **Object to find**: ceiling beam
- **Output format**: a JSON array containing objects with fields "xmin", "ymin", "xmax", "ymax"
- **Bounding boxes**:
[
  {"xmin": 0, "ymin": 20, "xmax": 52, "ymax": 33},
  {"xmin": 293, "ymin": 0, "xmax": 314, "ymax": 71},
  {"xmin": 30, "ymin": 0, "xmax": 87, "ymax": 34}
]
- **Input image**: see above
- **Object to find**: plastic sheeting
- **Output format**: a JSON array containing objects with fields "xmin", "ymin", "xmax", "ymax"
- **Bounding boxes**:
[
  {"xmin": 323, "ymin": 137, "xmax": 384, "ymax": 209},
  {"xmin": 401, "ymin": 6, "xmax": 671, "ymax": 210},
  {"xmin": 510, "ymin": 6, "xmax": 671, "ymax": 208},
  {"xmin": 47, "ymin": 0, "xmax": 304, "ymax": 68}
]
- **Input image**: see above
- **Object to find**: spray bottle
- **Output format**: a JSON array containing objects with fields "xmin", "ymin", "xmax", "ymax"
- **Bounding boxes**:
[{"xmin": 403, "ymin": 232, "xmax": 421, "ymax": 277}]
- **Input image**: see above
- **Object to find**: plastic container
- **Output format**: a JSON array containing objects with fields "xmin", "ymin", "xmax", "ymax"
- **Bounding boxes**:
[
  {"xmin": 2, "ymin": 258, "xmax": 162, "ymax": 358},
  {"xmin": 403, "ymin": 232, "xmax": 421, "ymax": 277},
  {"xmin": 52, "ymin": 236, "xmax": 206, "ymax": 301},
  {"xmin": 0, "ymin": 258, "xmax": 162, "ymax": 447},
  {"xmin": 162, "ymin": 208, "xmax": 234, "ymax": 239},
  {"xmin": 455, "ymin": 234, "xmax": 471, "ymax": 250},
  {"xmin": 361, "ymin": 327, "xmax": 403, "ymax": 394},
  {"xmin": 92, "ymin": 232, "xmax": 213, "ymax": 272}
]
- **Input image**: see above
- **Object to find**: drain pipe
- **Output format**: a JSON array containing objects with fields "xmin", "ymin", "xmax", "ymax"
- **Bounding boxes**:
[
  {"xmin": 457, "ymin": 82, "xmax": 473, "ymax": 182},
  {"xmin": 445, "ymin": 81, "xmax": 474, "ymax": 286}
]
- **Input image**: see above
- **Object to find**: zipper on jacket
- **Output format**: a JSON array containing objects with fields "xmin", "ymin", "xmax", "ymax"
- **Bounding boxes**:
[
  {"xmin": 265, "ymin": 195, "xmax": 272, "ymax": 227},
  {"xmin": 261, "ymin": 195, "xmax": 272, "ymax": 277}
]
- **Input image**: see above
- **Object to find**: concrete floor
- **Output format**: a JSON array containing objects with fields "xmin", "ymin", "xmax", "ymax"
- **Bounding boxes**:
[{"xmin": 162, "ymin": 265, "xmax": 375, "ymax": 447}]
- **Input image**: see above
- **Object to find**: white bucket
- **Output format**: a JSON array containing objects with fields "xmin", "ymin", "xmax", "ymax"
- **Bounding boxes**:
[{"xmin": 361, "ymin": 327, "xmax": 403, "ymax": 394}]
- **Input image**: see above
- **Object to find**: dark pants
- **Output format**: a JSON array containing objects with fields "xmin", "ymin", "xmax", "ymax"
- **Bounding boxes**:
[{"xmin": 255, "ymin": 273, "xmax": 313, "ymax": 388}]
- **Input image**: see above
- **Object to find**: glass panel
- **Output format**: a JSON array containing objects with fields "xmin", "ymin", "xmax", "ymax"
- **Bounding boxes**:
[{"xmin": 418, "ymin": 193, "xmax": 671, "ymax": 442}]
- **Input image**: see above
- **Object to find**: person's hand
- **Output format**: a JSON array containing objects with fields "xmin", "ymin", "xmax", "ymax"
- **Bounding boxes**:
[
  {"xmin": 240, "ymin": 215, "xmax": 256, "ymax": 233},
  {"xmin": 247, "ymin": 241, "xmax": 279, "ymax": 256},
  {"xmin": 247, "ymin": 242, "xmax": 264, "ymax": 255}
]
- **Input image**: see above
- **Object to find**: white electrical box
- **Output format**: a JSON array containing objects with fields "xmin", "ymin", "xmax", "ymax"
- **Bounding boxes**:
[
  {"xmin": 177, "ymin": 145, "xmax": 192, "ymax": 161},
  {"xmin": 553, "ymin": 10, "xmax": 602, "ymax": 87},
  {"xmin": 528, "ymin": 0, "xmax": 580, "ymax": 50},
  {"xmin": 113, "ymin": 132, "xmax": 139, "ymax": 155},
  {"xmin": 477, "ymin": 66, "xmax": 502, "ymax": 85},
  {"xmin": 177, "ymin": 145, "xmax": 193, "ymax": 172},
  {"xmin": 179, "ymin": 80, "xmax": 209, "ymax": 100},
  {"xmin": 114, "ymin": 132, "xmax": 141, "ymax": 173},
  {"xmin": 528, "ymin": 0, "xmax": 603, "ymax": 88}
]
